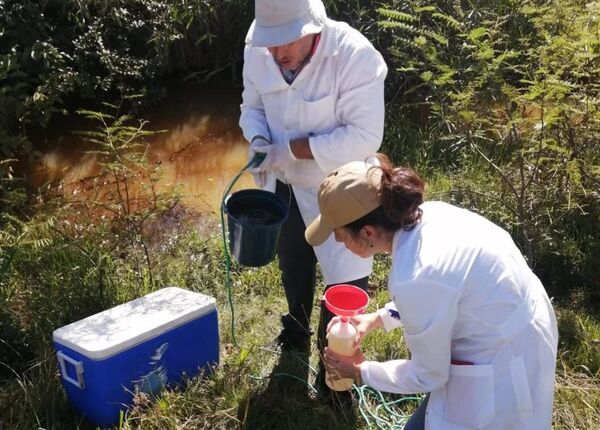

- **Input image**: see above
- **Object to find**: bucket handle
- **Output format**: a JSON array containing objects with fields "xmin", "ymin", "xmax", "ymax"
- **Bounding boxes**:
[{"xmin": 57, "ymin": 350, "xmax": 85, "ymax": 390}]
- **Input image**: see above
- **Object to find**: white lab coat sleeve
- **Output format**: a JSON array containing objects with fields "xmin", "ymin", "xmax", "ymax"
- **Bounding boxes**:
[
  {"xmin": 360, "ymin": 279, "xmax": 459, "ymax": 394},
  {"xmin": 377, "ymin": 301, "xmax": 404, "ymax": 332},
  {"xmin": 239, "ymin": 46, "xmax": 271, "ymax": 143},
  {"xmin": 309, "ymin": 45, "xmax": 387, "ymax": 173}
]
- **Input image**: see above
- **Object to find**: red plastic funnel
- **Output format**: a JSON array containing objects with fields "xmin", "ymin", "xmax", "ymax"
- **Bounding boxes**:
[{"xmin": 324, "ymin": 284, "xmax": 369, "ymax": 318}]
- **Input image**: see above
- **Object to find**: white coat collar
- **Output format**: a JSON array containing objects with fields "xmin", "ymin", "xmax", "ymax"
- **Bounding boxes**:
[
  {"xmin": 290, "ymin": 19, "xmax": 339, "ymax": 83},
  {"xmin": 391, "ymin": 228, "xmax": 404, "ymax": 259},
  {"xmin": 311, "ymin": 19, "xmax": 339, "ymax": 60}
]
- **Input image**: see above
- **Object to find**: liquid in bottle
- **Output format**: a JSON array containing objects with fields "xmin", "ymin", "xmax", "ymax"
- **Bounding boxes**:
[{"xmin": 326, "ymin": 320, "xmax": 357, "ymax": 391}]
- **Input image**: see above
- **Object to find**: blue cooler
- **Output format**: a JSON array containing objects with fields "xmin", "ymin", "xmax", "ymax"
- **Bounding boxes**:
[{"xmin": 52, "ymin": 287, "xmax": 219, "ymax": 427}]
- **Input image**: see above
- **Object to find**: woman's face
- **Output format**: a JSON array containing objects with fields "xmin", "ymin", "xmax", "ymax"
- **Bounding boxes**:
[{"xmin": 333, "ymin": 226, "xmax": 374, "ymax": 258}]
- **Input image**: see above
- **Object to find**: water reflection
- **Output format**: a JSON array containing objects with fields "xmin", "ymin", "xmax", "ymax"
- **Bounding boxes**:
[{"xmin": 29, "ymin": 86, "xmax": 256, "ymax": 215}]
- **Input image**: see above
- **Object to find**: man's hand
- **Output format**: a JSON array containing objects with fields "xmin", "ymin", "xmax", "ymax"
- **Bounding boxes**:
[
  {"xmin": 253, "ymin": 141, "xmax": 296, "ymax": 171},
  {"xmin": 247, "ymin": 137, "xmax": 271, "ymax": 187}
]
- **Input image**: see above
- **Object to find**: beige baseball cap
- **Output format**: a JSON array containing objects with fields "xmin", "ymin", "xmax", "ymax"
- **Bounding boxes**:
[{"xmin": 305, "ymin": 161, "xmax": 382, "ymax": 246}]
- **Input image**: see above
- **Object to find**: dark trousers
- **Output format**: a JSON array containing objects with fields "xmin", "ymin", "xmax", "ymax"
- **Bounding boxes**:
[
  {"xmin": 275, "ymin": 181, "xmax": 369, "ymax": 346},
  {"xmin": 403, "ymin": 394, "xmax": 429, "ymax": 430}
]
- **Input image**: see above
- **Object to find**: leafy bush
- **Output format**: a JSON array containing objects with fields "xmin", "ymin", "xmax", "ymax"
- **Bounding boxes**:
[
  {"xmin": 0, "ymin": 0, "xmax": 252, "ymax": 173},
  {"xmin": 0, "ymin": 104, "xmax": 170, "ymax": 377},
  {"xmin": 369, "ymin": 0, "xmax": 600, "ymax": 300},
  {"xmin": 1, "ymin": 2, "xmax": 599, "ymax": 428}
]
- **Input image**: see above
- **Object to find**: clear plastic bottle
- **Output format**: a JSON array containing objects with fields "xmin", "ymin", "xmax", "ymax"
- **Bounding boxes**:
[{"xmin": 326, "ymin": 320, "xmax": 357, "ymax": 391}]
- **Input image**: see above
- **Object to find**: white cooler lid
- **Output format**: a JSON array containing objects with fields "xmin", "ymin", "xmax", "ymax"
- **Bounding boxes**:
[{"xmin": 53, "ymin": 287, "xmax": 216, "ymax": 360}]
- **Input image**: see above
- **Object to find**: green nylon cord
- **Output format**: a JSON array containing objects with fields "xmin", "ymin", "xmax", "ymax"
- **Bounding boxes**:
[
  {"xmin": 352, "ymin": 383, "xmax": 422, "ymax": 429},
  {"xmin": 248, "ymin": 348, "xmax": 419, "ymax": 429},
  {"xmin": 221, "ymin": 161, "xmax": 420, "ymax": 429},
  {"xmin": 220, "ymin": 158, "xmax": 256, "ymax": 349}
]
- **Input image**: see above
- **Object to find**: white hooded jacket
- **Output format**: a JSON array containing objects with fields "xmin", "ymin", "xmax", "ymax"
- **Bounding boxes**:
[
  {"xmin": 239, "ymin": 18, "xmax": 387, "ymax": 284},
  {"xmin": 361, "ymin": 202, "xmax": 558, "ymax": 429}
]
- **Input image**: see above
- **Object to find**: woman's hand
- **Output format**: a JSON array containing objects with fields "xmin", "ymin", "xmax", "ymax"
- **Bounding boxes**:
[
  {"xmin": 323, "ymin": 347, "xmax": 366, "ymax": 384},
  {"xmin": 327, "ymin": 312, "xmax": 383, "ymax": 348}
]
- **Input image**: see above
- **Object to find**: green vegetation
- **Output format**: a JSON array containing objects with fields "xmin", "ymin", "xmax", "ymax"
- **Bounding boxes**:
[
  {"xmin": 1, "ymin": 0, "xmax": 600, "ymax": 429},
  {"xmin": 1, "ymin": 226, "xmax": 599, "ymax": 428},
  {"xmin": 373, "ymin": 0, "xmax": 600, "ymax": 301},
  {"xmin": 0, "ymin": 0, "xmax": 251, "ymax": 171}
]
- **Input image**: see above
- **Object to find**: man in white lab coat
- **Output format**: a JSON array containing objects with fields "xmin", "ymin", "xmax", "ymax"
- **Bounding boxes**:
[{"xmin": 239, "ymin": 0, "xmax": 387, "ymax": 386}]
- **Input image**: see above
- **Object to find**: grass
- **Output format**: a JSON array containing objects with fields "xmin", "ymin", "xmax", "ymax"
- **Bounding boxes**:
[
  {"xmin": 1, "ymin": 222, "xmax": 600, "ymax": 430},
  {"xmin": 2, "ymin": 0, "xmax": 599, "ymax": 427}
]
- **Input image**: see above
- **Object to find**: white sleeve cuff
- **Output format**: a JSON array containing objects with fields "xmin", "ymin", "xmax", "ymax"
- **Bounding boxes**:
[
  {"xmin": 359, "ymin": 359, "xmax": 423, "ymax": 394},
  {"xmin": 359, "ymin": 360, "xmax": 408, "ymax": 393},
  {"xmin": 377, "ymin": 302, "xmax": 404, "ymax": 332}
]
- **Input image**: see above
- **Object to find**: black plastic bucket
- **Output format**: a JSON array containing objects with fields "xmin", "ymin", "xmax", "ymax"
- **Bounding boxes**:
[{"xmin": 224, "ymin": 189, "xmax": 288, "ymax": 267}]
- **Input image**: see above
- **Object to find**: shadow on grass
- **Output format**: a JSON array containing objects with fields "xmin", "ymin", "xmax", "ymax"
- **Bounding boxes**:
[{"xmin": 238, "ymin": 347, "xmax": 359, "ymax": 430}]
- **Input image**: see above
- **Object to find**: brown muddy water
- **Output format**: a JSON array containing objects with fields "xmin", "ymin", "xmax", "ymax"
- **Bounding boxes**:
[{"xmin": 29, "ymin": 86, "xmax": 256, "ymax": 217}]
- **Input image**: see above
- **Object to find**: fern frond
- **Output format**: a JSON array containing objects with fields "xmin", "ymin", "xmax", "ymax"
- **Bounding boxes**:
[
  {"xmin": 76, "ymin": 109, "xmax": 113, "ymax": 121},
  {"xmin": 389, "ymin": 38, "xmax": 421, "ymax": 51},
  {"xmin": 27, "ymin": 238, "xmax": 52, "ymax": 250},
  {"xmin": 113, "ymin": 115, "xmax": 135, "ymax": 127},
  {"xmin": 0, "ymin": 158, "xmax": 18, "ymax": 167},
  {"xmin": 418, "ymin": 28, "xmax": 449, "ymax": 45},
  {"xmin": 379, "ymin": 20, "xmax": 420, "ymax": 34},
  {"xmin": 100, "ymin": 101, "xmax": 119, "ymax": 111},
  {"xmin": 2, "ymin": 213, "xmax": 26, "ymax": 227},
  {"xmin": 414, "ymin": 6, "xmax": 437, "ymax": 13},
  {"xmin": 396, "ymin": 66, "xmax": 419, "ymax": 72},
  {"xmin": 432, "ymin": 12, "xmax": 462, "ymax": 30},
  {"xmin": 377, "ymin": 8, "xmax": 417, "ymax": 22}
]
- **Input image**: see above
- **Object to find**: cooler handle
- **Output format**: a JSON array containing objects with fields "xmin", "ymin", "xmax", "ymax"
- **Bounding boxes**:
[{"xmin": 57, "ymin": 350, "xmax": 85, "ymax": 390}]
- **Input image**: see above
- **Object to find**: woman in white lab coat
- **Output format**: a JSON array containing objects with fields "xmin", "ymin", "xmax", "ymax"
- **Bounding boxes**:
[{"xmin": 305, "ymin": 155, "xmax": 558, "ymax": 429}]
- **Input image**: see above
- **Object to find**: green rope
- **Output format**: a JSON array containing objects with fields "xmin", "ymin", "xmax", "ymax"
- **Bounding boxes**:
[
  {"xmin": 221, "ymin": 157, "xmax": 421, "ymax": 429},
  {"xmin": 220, "ymin": 158, "xmax": 256, "ymax": 349},
  {"xmin": 352, "ymin": 383, "xmax": 422, "ymax": 429},
  {"xmin": 249, "ymin": 348, "xmax": 419, "ymax": 428}
]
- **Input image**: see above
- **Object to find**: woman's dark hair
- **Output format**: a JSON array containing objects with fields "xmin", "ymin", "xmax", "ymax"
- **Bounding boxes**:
[{"xmin": 346, "ymin": 154, "xmax": 425, "ymax": 235}]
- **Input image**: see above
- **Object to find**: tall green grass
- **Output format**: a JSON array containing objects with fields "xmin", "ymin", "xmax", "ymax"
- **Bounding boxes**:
[
  {"xmin": 1, "ymin": 222, "xmax": 599, "ymax": 429},
  {"xmin": 1, "ymin": 1, "xmax": 599, "ymax": 428}
]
